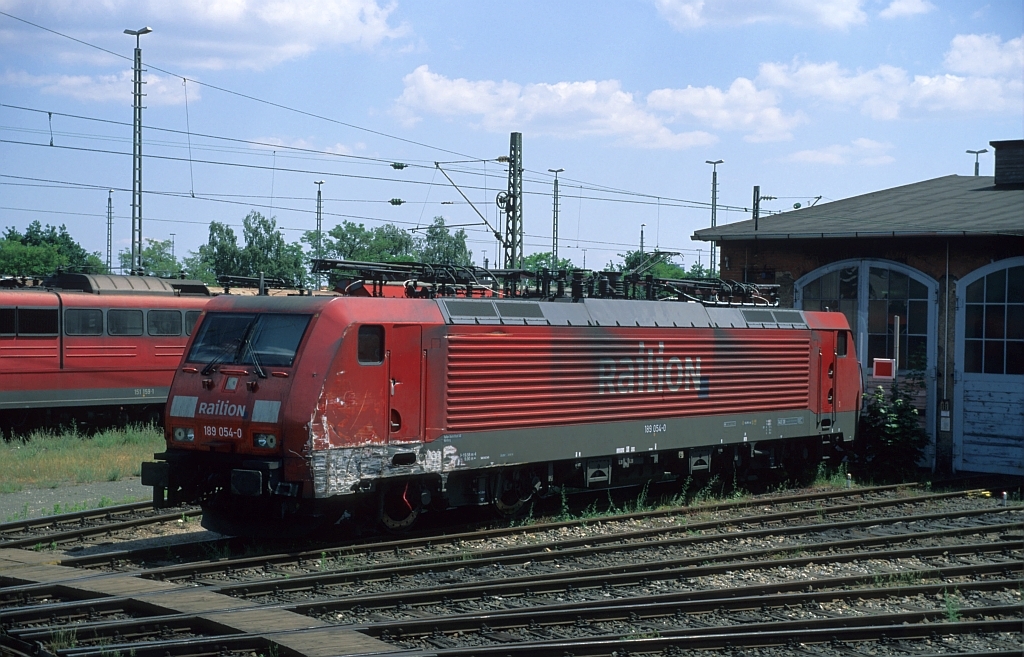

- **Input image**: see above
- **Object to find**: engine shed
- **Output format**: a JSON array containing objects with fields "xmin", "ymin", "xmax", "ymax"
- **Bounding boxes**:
[{"xmin": 694, "ymin": 139, "xmax": 1024, "ymax": 476}]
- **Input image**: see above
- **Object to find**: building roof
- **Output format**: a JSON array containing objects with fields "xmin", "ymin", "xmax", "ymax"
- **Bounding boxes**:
[{"xmin": 693, "ymin": 175, "xmax": 1024, "ymax": 242}]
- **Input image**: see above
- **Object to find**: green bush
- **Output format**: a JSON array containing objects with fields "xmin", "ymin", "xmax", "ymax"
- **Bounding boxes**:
[{"xmin": 853, "ymin": 373, "xmax": 929, "ymax": 482}]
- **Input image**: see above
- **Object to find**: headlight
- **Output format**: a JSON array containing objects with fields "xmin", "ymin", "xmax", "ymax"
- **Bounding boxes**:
[
  {"xmin": 253, "ymin": 433, "xmax": 277, "ymax": 449},
  {"xmin": 172, "ymin": 427, "xmax": 195, "ymax": 442}
]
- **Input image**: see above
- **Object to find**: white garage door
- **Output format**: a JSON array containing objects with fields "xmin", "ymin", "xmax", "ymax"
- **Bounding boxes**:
[{"xmin": 954, "ymin": 257, "xmax": 1024, "ymax": 475}]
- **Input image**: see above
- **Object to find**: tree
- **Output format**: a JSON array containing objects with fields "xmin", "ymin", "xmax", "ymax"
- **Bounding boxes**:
[
  {"xmin": 2, "ymin": 221, "xmax": 105, "ymax": 274},
  {"xmin": 183, "ymin": 221, "xmax": 241, "ymax": 284},
  {"xmin": 240, "ymin": 211, "xmax": 306, "ymax": 286},
  {"xmin": 0, "ymin": 239, "xmax": 65, "ymax": 277},
  {"xmin": 310, "ymin": 221, "xmax": 416, "ymax": 263},
  {"xmin": 118, "ymin": 239, "xmax": 180, "ymax": 277},
  {"xmin": 614, "ymin": 249, "xmax": 688, "ymax": 279},
  {"xmin": 415, "ymin": 217, "xmax": 472, "ymax": 266},
  {"xmin": 521, "ymin": 252, "xmax": 574, "ymax": 271}
]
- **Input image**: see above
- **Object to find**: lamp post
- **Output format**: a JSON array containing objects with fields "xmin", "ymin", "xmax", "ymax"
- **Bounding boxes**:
[
  {"xmin": 314, "ymin": 180, "xmax": 325, "ymax": 290},
  {"xmin": 705, "ymin": 159, "xmax": 723, "ymax": 276},
  {"xmin": 169, "ymin": 233, "xmax": 175, "ymax": 260},
  {"xmin": 966, "ymin": 148, "xmax": 988, "ymax": 176},
  {"xmin": 640, "ymin": 223, "xmax": 646, "ymax": 256},
  {"xmin": 548, "ymin": 168, "xmax": 563, "ymax": 269},
  {"xmin": 124, "ymin": 26, "xmax": 152, "ymax": 275}
]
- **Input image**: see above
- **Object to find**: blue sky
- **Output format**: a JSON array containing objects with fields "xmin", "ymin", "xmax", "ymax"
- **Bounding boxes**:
[{"xmin": 1, "ymin": 0, "xmax": 1021, "ymax": 271}]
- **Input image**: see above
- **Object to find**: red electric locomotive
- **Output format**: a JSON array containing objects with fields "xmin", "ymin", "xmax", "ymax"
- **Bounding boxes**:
[
  {"xmin": 145, "ymin": 264, "xmax": 862, "ymax": 535},
  {"xmin": 0, "ymin": 273, "xmax": 211, "ymax": 432}
]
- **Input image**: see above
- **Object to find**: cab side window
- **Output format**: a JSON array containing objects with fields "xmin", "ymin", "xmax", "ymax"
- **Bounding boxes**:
[
  {"xmin": 358, "ymin": 325, "xmax": 384, "ymax": 364},
  {"xmin": 185, "ymin": 311, "xmax": 202, "ymax": 336},
  {"xmin": 837, "ymin": 331, "xmax": 849, "ymax": 357}
]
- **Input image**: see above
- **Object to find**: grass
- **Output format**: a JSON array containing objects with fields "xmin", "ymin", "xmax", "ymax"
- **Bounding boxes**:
[{"xmin": 0, "ymin": 424, "xmax": 163, "ymax": 491}]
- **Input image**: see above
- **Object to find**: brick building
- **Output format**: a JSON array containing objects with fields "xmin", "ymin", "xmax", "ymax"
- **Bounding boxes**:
[{"xmin": 693, "ymin": 139, "xmax": 1024, "ymax": 475}]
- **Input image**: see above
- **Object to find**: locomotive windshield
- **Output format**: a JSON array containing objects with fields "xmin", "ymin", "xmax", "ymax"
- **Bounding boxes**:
[{"xmin": 187, "ymin": 313, "xmax": 312, "ymax": 369}]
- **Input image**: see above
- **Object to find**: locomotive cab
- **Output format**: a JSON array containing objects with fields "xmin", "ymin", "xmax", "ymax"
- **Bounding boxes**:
[{"xmin": 144, "ymin": 298, "xmax": 324, "ymax": 531}]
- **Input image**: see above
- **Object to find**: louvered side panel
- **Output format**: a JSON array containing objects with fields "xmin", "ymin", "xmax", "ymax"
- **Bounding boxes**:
[{"xmin": 446, "ymin": 331, "xmax": 811, "ymax": 432}]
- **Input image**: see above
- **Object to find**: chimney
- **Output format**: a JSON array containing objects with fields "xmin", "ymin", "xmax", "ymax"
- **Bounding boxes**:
[{"xmin": 989, "ymin": 139, "xmax": 1024, "ymax": 187}]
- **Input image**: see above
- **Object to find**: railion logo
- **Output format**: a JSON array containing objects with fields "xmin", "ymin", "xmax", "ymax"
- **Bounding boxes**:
[
  {"xmin": 198, "ymin": 400, "xmax": 247, "ymax": 418},
  {"xmin": 598, "ymin": 341, "xmax": 709, "ymax": 398}
]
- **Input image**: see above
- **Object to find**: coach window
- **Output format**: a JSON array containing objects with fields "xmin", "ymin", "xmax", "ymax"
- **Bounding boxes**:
[
  {"xmin": 65, "ymin": 309, "xmax": 103, "ymax": 335},
  {"xmin": 185, "ymin": 311, "xmax": 202, "ymax": 336},
  {"xmin": 148, "ymin": 310, "xmax": 182, "ymax": 336},
  {"xmin": 108, "ymin": 309, "xmax": 144, "ymax": 336},
  {"xmin": 358, "ymin": 325, "xmax": 384, "ymax": 364},
  {"xmin": 0, "ymin": 308, "xmax": 14, "ymax": 335},
  {"xmin": 17, "ymin": 308, "xmax": 59, "ymax": 335}
]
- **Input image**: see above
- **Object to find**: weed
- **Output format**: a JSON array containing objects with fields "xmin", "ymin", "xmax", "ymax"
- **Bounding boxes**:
[
  {"xmin": 557, "ymin": 487, "xmax": 571, "ymax": 521},
  {"xmin": 50, "ymin": 628, "xmax": 77, "ymax": 650},
  {"xmin": 814, "ymin": 461, "xmax": 850, "ymax": 489},
  {"xmin": 320, "ymin": 551, "xmax": 328, "ymax": 572},
  {"xmin": 943, "ymin": 589, "xmax": 961, "ymax": 622},
  {"xmin": 691, "ymin": 476, "xmax": 721, "ymax": 505},
  {"xmin": 98, "ymin": 496, "xmax": 112, "ymax": 508},
  {"xmin": 872, "ymin": 571, "xmax": 922, "ymax": 587}
]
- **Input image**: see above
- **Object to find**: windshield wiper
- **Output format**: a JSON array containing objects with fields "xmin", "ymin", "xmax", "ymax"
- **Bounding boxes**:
[
  {"xmin": 240, "ymin": 319, "xmax": 268, "ymax": 379},
  {"xmin": 200, "ymin": 342, "xmax": 236, "ymax": 375},
  {"xmin": 245, "ymin": 338, "xmax": 267, "ymax": 379}
]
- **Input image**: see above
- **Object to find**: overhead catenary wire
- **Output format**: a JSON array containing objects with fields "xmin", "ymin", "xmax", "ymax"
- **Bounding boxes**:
[
  {"xmin": 0, "ymin": 134, "xmax": 765, "ymax": 215},
  {"xmin": 0, "ymin": 9, "xmax": 481, "ymax": 160}
]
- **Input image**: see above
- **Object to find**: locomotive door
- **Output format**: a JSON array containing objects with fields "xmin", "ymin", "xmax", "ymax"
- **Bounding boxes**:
[
  {"xmin": 386, "ymin": 325, "xmax": 422, "ymax": 443},
  {"xmin": 815, "ymin": 330, "xmax": 837, "ymax": 428}
]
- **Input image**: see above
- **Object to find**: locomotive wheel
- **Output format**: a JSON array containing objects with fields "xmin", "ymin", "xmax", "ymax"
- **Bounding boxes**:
[
  {"xmin": 493, "ymin": 470, "xmax": 534, "ymax": 517},
  {"xmin": 379, "ymin": 481, "xmax": 421, "ymax": 531}
]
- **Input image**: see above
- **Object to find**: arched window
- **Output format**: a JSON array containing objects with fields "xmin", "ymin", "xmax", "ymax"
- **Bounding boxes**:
[
  {"xmin": 797, "ymin": 259, "xmax": 938, "ymax": 465},
  {"xmin": 796, "ymin": 260, "xmax": 936, "ymax": 373},
  {"xmin": 962, "ymin": 263, "xmax": 1024, "ymax": 375}
]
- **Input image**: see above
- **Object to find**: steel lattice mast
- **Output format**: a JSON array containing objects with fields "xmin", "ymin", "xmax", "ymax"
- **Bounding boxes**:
[
  {"xmin": 503, "ymin": 132, "xmax": 523, "ymax": 270},
  {"xmin": 125, "ymin": 27, "xmax": 151, "ymax": 275}
]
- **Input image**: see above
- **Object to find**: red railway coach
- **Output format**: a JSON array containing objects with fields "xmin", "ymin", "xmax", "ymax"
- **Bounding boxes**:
[
  {"xmin": 0, "ymin": 273, "xmax": 210, "ymax": 431},
  {"xmin": 146, "ymin": 290, "xmax": 862, "ymax": 535}
]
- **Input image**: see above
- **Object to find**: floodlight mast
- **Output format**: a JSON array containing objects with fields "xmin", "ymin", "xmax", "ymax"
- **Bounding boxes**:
[
  {"xmin": 548, "ymin": 168, "xmax": 564, "ymax": 269},
  {"xmin": 124, "ymin": 26, "xmax": 152, "ymax": 275},
  {"xmin": 705, "ymin": 159, "xmax": 723, "ymax": 276},
  {"xmin": 966, "ymin": 148, "xmax": 988, "ymax": 177}
]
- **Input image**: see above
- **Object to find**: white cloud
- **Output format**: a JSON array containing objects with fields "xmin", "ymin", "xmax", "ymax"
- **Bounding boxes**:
[
  {"xmin": 758, "ymin": 50, "xmax": 1022, "ymax": 119},
  {"xmin": 655, "ymin": 0, "xmax": 867, "ymax": 30},
  {"xmin": 0, "ymin": 0, "xmax": 407, "ymax": 70},
  {"xmin": 394, "ymin": 65, "xmax": 717, "ymax": 150},
  {"xmin": 2, "ymin": 69, "xmax": 197, "ymax": 106},
  {"xmin": 646, "ymin": 78, "xmax": 805, "ymax": 142},
  {"xmin": 944, "ymin": 33, "xmax": 1024, "ymax": 77},
  {"xmin": 878, "ymin": 0, "xmax": 935, "ymax": 19},
  {"xmin": 783, "ymin": 137, "xmax": 894, "ymax": 165}
]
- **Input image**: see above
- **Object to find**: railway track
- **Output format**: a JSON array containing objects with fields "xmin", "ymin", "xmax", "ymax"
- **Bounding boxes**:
[
  {"xmin": 1, "ymin": 481, "xmax": 1019, "ymax": 657},
  {"xmin": 0, "ymin": 501, "xmax": 201, "ymax": 550},
  {"xmin": 62, "ymin": 482, "xmax": 940, "ymax": 574}
]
